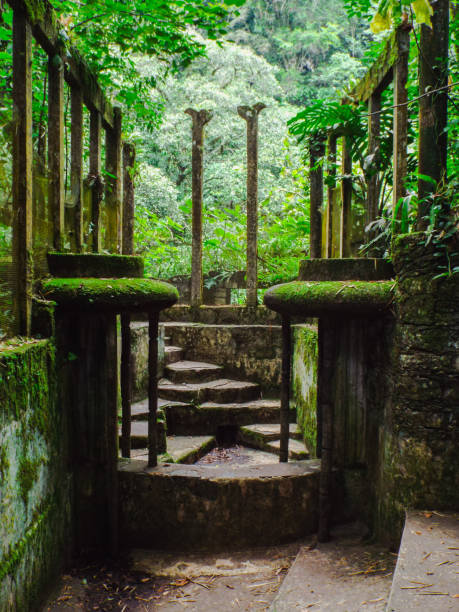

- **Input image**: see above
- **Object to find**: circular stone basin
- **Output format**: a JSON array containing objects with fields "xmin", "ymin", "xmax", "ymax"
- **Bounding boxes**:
[{"xmin": 41, "ymin": 277, "xmax": 178, "ymax": 312}]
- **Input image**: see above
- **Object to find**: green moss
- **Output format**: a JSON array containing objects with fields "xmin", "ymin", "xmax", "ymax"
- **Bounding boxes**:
[
  {"xmin": 0, "ymin": 446, "xmax": 9, "ymax": 482},
  {"xmin": 47, "ymin": 252, "xmax": 144, "ymax": 279},
  {"xmin": 264, "ymin": 280, "xmax": 395, "ymax": 317},
  {"xmin": 348, "ymin": 29, "xmax": 398, "ymax": 102},
  {"xmin": 17, "ymin": 458, "xmax": 41, "ymax": 506},
  {"xmin": 292, "ymin": 326, "xmax": 318, "ymax": 455},
  {"xmin": 40, "ymin": 277, "xmax": 178, "ymax": 312}
]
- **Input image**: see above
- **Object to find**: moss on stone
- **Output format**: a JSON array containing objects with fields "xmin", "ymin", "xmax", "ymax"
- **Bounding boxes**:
[
  {"xmin": 47, "ymin": 252, "xmax": 144, "ymax": 279},
  {"xmin": 299, "ymin": 258, "xmax": 394, "ymax": 282},
  {"xmin": 40, "ymin": 277, "xmax": 178, "ymax": 312},
  {"xmin": 264, "ymin": 280, "xmax": 395, "ymax": 317},
  {"xmin": 292, "ymin": 325, "xmax": 318, "ymax": 455},
  {"xmin": 348, "ymin": 29, "xmax": 398, "ymax": 103},
  {"xmin": 0, "ymin": 446, "xmax": 9, "ymax": 482},
  {"xmin": 17, "ymin": 458, "xmax": 41, "ymax": 506}
]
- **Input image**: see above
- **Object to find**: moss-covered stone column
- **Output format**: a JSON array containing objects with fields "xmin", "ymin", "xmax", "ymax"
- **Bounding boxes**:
[
  {"xmin": 377, "ymin": 234, "xmax": 459, "ymax": 545},
  {"xmin": 56, "ymin": 311, "xmax": 118, "ymax": 555}
]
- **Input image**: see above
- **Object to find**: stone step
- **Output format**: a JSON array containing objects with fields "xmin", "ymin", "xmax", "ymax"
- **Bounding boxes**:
[
  {"xmin": 165, "ymin": 360, "xmax": 224, "ymax": 384},
  {"xmin": 128, "ymin": 435, "xmax": 215, "ymax": 465},
  {"xmin": 131, "ymin": 398, "xmax": 187, "ymax": 421},
  {"xmin": 238, "ymin": 423, "xmax": 308, "ymax": 460},
  {"xmin": 119, "ymin": 420, "xmax": 166, "ymax": 452},
  {"xmin": 269, "ymin": 523, "xmax": 395, "ymax": 611},
  {"xmin": 239, "ymin": 423, "xmax": 302, "ymax": 444},
  {"xmin": 158, "ymin": 378, "xmax": 260, "ymax": 404},
  {"xmin": 164, "ymin": 345, "xmax": 183, "ymax": 365},
  {"xmin": 164, "ymin": 399, "xmax": 295, "ymax": 436},
  {"xmin": 387, "ymin": 510, "xmax": 459, "ymax": 611},
  {"xmin": 266, "ymin": 439, "xmax": 309, "ymax": 460}
]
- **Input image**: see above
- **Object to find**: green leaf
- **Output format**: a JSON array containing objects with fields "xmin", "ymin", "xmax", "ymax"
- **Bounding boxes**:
[{"xmin": 411, "ymin": 0, "xmax": 433, "ymax": 28}]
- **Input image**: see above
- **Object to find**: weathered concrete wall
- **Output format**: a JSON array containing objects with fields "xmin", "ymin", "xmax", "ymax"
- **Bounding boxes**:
[
  {"xmin": 159, "ymin": 304, "xmax": 282, "ymax": 325},
  {"xmin": 376, "ymin": 234, "xmax": 459, "ymax": 546},
  {"xmin": 0, "ymin": 340, "xmax": 70, "ymax": 611},
  {"xmin": 292, "ymin": 325, "xmax": 318, "ymax": 455},
  {"xmin": 162, "ymin": 323, "xmax": 282, "ymax": 395}
]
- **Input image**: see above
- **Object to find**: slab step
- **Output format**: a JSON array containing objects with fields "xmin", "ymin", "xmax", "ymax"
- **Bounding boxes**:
[
  {"xmin": 131, "ymin": 398, "xmax": 188, "ymax": 421},
  {"xmin": 165, "ymin": 360, "xmax": 223, "ymax": 384},
  {"xmin": 239, "ymin": 423, "xmax": 302, "ymax": 443},
  {"xmin": 266, "ymin": 438, "xmax": 309, "ymax": 460},
  {"xmin": 128, "ymin": 435, "xmax": 215, "ymax": 465},
  {"xmin": 119, "ymin": 420, "xmax": 166, "ymax": 451},
  {"xmin": 387, "ymin": 510, "xmax": 459, "ymax": 611},
  {"xmin": 164, "ymin": 399, "xmax": 295, "ymax": 436},
  {"xmin": 269, "ymin": 523, "xmax": 394, "ymax": 611},
  {"xmin": 158, "ymin": 378, "xmax": 260, "ymax": 404},
  {"xmin": 164, "ymin": 346, "xmax": 183, "ymax": 365}
]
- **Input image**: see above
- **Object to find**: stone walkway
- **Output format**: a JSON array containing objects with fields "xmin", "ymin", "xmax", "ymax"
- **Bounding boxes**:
[{"xmin": 45, "ymin": 524, "xmax": 395, "ymax": 611}]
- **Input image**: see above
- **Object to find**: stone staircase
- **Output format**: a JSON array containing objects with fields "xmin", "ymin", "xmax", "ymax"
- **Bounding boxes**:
[
  {"xmin": 123, "ymin": 329, "xmax": 304, "ymax": 459},
  {"xmin": 118, "ymin": 323, "xmax": 317, "ymax": 552}
]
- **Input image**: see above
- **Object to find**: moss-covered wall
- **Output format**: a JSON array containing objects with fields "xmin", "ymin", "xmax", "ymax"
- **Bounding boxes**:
[
  {"xmin": 375, "ymin": 234, "xmax": 459, "ymax": 547},
  {"xmin": 0, "ymin": 340, "xmax": 71, "ymax": 611},
  {"xmin": 292, "ymin": 325, "xmax": 319, "ymax": 455}
]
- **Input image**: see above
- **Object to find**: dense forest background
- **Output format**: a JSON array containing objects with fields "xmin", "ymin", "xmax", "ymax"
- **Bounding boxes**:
[
  {"xmin": 132, "ymin": 0, "xmax": 372, "ymax": 281},
  {"xmin": 0, "ymin": 0, "xmax": 457, "ymax": 293}
]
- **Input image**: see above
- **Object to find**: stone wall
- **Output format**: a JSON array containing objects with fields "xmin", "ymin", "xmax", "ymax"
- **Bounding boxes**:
[
  {"xmin": 162, "ymin": 323, "xmax": 282, "ymax": 395},
  {"xmin": 292, "ymin": 325, "xmax": 319, "ymax": 455},
  {"xmin": 0, "ymin": 340, "xmax": 70, "ymax": 611},
  {"xmin": 376, "ymin": 234, "xmax": 459, "ymax": 546}
]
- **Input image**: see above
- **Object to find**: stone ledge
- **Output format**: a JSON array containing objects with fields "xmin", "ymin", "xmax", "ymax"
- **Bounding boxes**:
[
  {"xmin": 264, "ymin": 280, "xmax": 395, "ymax": 317},
  {"xmin": 299, "ymin": 258, "xmax": 394, "ymax": 281},
  {"xmin": 47, "ymin": 252, "xmax": 144, "ymax": 278},
  {"xmin": 40, "ymin": 278, "xmax": 178, "ymax": 312}
]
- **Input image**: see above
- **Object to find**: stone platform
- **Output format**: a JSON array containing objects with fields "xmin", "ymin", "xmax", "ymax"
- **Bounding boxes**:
[{"xmin": 119, "ymin": 459, "xmax": 322, "ymax": 551}]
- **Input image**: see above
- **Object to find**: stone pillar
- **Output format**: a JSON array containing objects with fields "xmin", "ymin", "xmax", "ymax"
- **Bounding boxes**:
[
  {"xmin": 185, "ymin": 108, "xmax": 213, "ymax": 307},
  {"xmin": 56, "ymin": 312, "xmax": 119, "ymax": 555},
  {"xmin": 238, "ymin": 103, "xmax": 266, "ymax": 307}
]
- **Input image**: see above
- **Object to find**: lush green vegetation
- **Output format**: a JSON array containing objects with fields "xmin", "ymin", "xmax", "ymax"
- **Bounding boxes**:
[{"xmin": 0, "ymin": 0, "xmax": 457, "ymax": 297}]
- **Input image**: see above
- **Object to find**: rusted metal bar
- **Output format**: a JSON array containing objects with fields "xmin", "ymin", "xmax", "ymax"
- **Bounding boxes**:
[
  {"xmin": 148, "ymin": 311, "xmax": 160, "ymax": 467},
  {"xmin": 237, "ymin": 103, "xmax": 266, "ymax": 307},
  {"xmin": 417, "ymin": 0, "xmax": 449, "ymax": 229},
  {"xmin": 185, "ymin": 108, "xmax": 213, "ymax": 307},
  {"xmin": 120, "ymin": 313, "xmax": 132, "ymax": 459},
  {"xmin": 89, "ymin": 110, "xmax": 102, "ymax": 252},
  {"xmin": 7, "ymin": 0, "xmax": 115, "ymax": 129},
  {"xmin": 279, "ymin": 315, "xmax": 291, "ymax": 463},
  {"xmin": 122, "ymin": 142, "xmax": 136, "ymax": 256},
  {"xmin": 105, "ymin": 107, "xmax": 122, "ymax": 253},
  {"xmin": 393, "ymin": 26, "xmax": 410, "ymax": 226},
  {"xmin": 318, "ymin": 317, "xmax": 335, "ymax": 542},
  {"xmin": 367, "ymin": 90, "xmax": 381, "ymax": 230},
  {"xmin": 326, "ymin": 135, "xmax": 337, "ymax": 258},
  {"xmin": 340, "ymin": 137, "xmax": 352, "ymax": 258},
  {"xmin": 68, "ymin": 85, "xmax": 83, "ymax": 252},
  {"xmin": 48, "ymin": 52, "xmax": 65, "ymax": 251},
  {"xmin": 12, "ymin": 7, "xmax": 33, "ymax": 336},
  {"xmin": 309, "ymin": 136, "xmax": 325, "ymax": 259}
]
